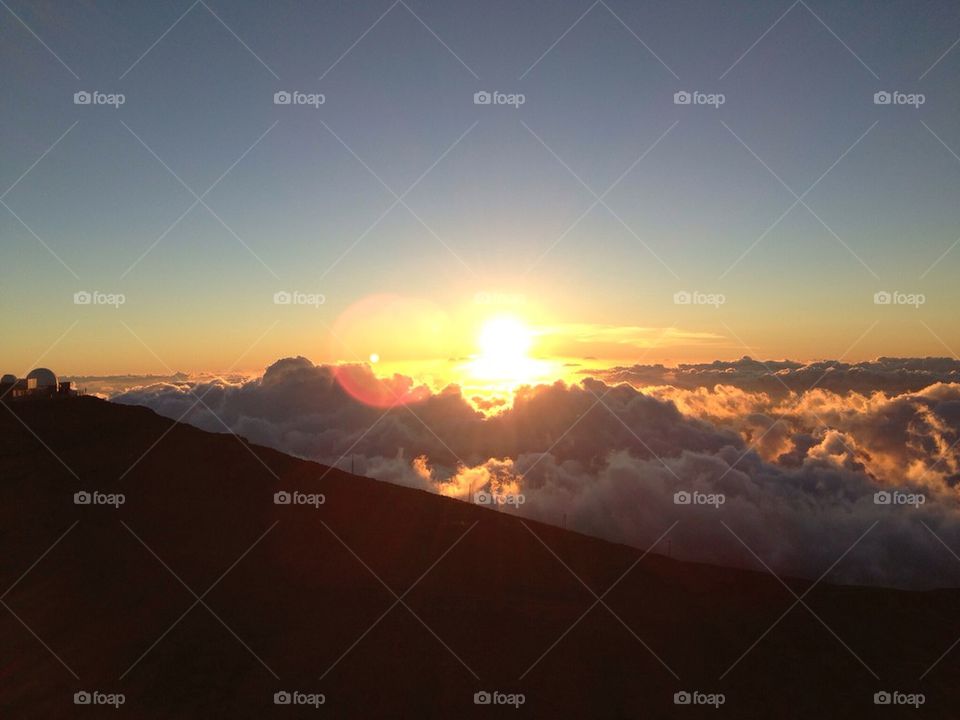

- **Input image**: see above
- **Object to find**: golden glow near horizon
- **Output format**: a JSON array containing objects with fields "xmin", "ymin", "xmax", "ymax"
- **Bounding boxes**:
[
  {"xmin": 50, "ymin": 287, "xmax": 954, "ymax": 413},
  {"xmin": 343, "ymin": 302, "xmax": 561, "ymax": 412},
  {"xmin": 16, "ymin": 277, "xmax": 955, "ymax": 381},
  {"xmin": 319, "ymin": 292, "xmax": 746, "ymax": 412},
  {"xmin": 459, "ymin": 313, "xmax": 556, "ymax": 407}
]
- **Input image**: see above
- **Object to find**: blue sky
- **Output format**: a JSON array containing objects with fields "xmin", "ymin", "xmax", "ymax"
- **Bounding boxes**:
[{"xmin": 2, "ymin": 0, "xmax": 960, "ymax": 373}]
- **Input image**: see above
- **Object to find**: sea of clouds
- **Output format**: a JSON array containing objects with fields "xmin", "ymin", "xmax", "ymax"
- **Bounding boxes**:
[{"xmin": 113, "ymin": 356, "xmax": 960, "ymax": 588}]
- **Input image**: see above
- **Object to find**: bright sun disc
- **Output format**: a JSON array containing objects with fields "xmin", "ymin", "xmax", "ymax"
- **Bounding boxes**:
[
  {"xmin": 468, "ymin": 315, "xmax": 546, "ymax": 389},
  {"xmin": 478, "ymin": 316, "xmax": 532, "ymax": 364}
]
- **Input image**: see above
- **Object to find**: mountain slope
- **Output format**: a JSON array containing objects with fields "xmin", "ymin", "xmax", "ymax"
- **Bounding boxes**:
[{"xmin": 1, "ymin": 396, "xmax": 957, "ymax": 718}]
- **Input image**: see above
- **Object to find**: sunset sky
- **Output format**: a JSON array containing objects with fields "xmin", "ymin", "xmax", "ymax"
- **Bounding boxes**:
[
  {"xmin": 3, "ymin": 0, "xmax": 960, "ymax": 380},
  {"xmin": 11, "ymin": 9, "xmax": 960, "ymax": 719}
]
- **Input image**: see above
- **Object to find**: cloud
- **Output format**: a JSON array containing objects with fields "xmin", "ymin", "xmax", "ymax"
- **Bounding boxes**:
[
  {"xmin": 114, "ymin": 356, "xmax": 960, "ymax": 588},
  {"xmin": 591, "ymin": 356, "xmax": 960, "ymax": 397},
  {"xmin": 646, "ymin": 382, "xmax": 960, "ymax": 488},
  {"xmin": 62, "ymin": 371, "xmax": 251, "ymax": 398}
]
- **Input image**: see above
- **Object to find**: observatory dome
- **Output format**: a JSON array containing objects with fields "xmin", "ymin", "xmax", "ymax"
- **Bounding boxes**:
[
  {"xmin": 26, "ymin": 368, "xmax": 58, "ymax": 388},
  {"xmin": 0, "ymin": 374, "xmax": 15, "ymax": 384}
]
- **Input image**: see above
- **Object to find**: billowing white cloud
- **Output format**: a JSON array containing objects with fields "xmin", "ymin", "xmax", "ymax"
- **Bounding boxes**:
[
  {"xmin": 591, "ymin": 356, "xmax": 960, "ymax": 397},
  {"xmin": 114, "ymin": 356, "xmax": 960, "ymax": 588}
]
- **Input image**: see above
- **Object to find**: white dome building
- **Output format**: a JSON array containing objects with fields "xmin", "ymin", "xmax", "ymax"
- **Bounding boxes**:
[
  {"xmin": 4, "ymin": 368, "xmax": 75, "ymax": 399},
  {"xmin": 26, "ymin": 368, "xmax": 58, "ymax": 388}
]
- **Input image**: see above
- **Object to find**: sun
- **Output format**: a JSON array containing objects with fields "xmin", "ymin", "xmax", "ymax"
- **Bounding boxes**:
[
  {"xmin": 478, "ymin": 315, "xmax": 532, "ymax": 365},
  {"xmin": 467, "ymin": 314, "xmax": 547, "ymax": 390}
]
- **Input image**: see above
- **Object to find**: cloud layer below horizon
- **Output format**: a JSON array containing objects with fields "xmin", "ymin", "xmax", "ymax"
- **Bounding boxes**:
[{"xmin": 113, "ymin": 356, "xmax": 960, "ymax": 589}]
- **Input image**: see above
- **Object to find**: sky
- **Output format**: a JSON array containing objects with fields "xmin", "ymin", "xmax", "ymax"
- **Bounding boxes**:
[
  {"xmin": 3, "ymin": 0, "xmax": 960, "ymax": 377},
  {"xmin": 6, "ymin": 0, "xmax": 960, "ymax": 592}
]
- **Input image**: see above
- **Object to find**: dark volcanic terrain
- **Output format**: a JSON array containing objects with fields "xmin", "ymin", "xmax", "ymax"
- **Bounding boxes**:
[{"xmin": 1, "ymin": 396, "xmax": 958, "ymax": 718}]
